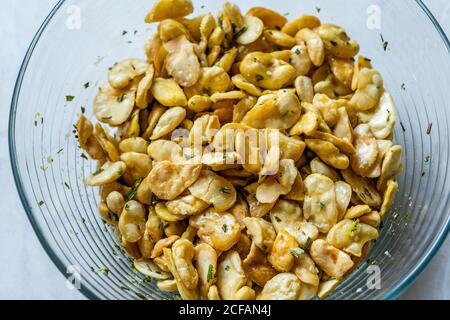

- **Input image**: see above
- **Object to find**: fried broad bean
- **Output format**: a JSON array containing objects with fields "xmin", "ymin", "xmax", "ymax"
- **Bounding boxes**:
[
  {"xmin": 108, "ymin": 59, "xmax": 148, "ymax": 90},
  {"xmin": 194, "ymin": 243, "xmax": 218, "ymax": 298},
  {"xmin": 379, "ymin": 179, "xmax": 398, "ymax": 218},
  {"xmin": 171, "ymin": 239, "xmax": 199, "ymax": 289},
  {"xmin": 136, "ymin": 65, "xmax": 155, "ymax": 109},
  {"xmin": 159, "ymin": 19, "xmax": 192, "ymax": 43},
  {"xmin": 340, "ymin": 168, "xmax": 381, "ymax": 208},
  {"xmin": 291, "ymin": 44, "xmax": 312, "ymax": 76},
  {"xmin": 235, "ymin": 15, "xmax": 264, "ymax": 45},
  {"xmin": 120, "ymin": 152, "xmax": 152, "ymax": 180},
  {"xmin": 317, "ymin": 278, "xmax": 341, "ymax": 299},
  {"xmin": 147, "ymin": 140, "xmax": 184, "ymax": 163},
  {"xmin": 188, "ymin": 170, "xmax": 236, "ymax": 212},
  {"xmin": 164, "ymin": 36, "xmax": 201, "ymax": 87},
  {"xmin": 296, "ymin": 28, "xmax": 325, "ymax": 67},
  {"xmin": 166, "ymin": 192, "xmax": 209, "ymax": 217},
  {"xmin": 358, "ymin": 91, "xmax": 396, "ymax": 139},
  {"xmin": 295, "ymin": 76, "xmax": 314, "ymax": 103},
  {"xmin": 328, "ymin": 56, "xmax": 354, "ymax": 88},
  {"xmin": 310, "ymin": 239, "xmax": 354, "ymax": 278},
  {"xmin": 76, "ymin": 115, "xmax": 105, "ymax": 160},
  {"xmin": 247, "ymin": 7, "xmax": 287, "ymax": 30},
  {"xmin": 119, "ymin": 137, "xmax": 149, "ymax": 154},
  {"xmin": 185, "ymin": 66, "xmax": 232, "ymax": 97},
  {"xmin": 217, "ymin": 251, "xmax": 255, "ymax": 300},
  {"xmin": 157, "ymin": 279, "xmax": 178, "ymax": 292},
  {"xmin": 134, "ymin": 259, "xmax": 171, "ymax": 280},
  {"xmin": 334, "ymin": 181, "xmax": 353, "ymax": 220},
  {"xmin": 257, "ymin": 273, "xmax": 302, "ymax": 300},
  {"xmin": 147, "ymin": 161, "xmax": 202, "ymax": 200},
  {"xmin": 118, "ymin": 200, "xmax": 146, "ymax": 243},
  {"xmin": 242, "ymin": 90, "xmax": 301, "ymax": 129},
  {"xmin": 85, "ymin": 161, "xmax": 126, "ymax": 186},
  {"xmin": 350, "ymin": 124, "xmax": 379, "ymax": 177},
  {"xmin": 164, "ymin": 247, "xmax": 199, "ymax": 299},
  {"xmin": 293, "ymin": 253, "xmax": 320, "ymax": 286},
  {"xmin": 315, "ymin": 24, "xmax": 360, "ymax": 58},
  {"xmin": 244, "ymin": 217, "xmax": 276, "ymax": 253},
  {"xmin": 270, "ymin": 200, "xmax": 319, "ymax": 248},
  {"xmin": 303, "ymin": 174, "xmax": 338, "ymax": 233},
  {"xmin": 305, "ymin": 139, "xmax": 349, "ymax": 170},
  {"xmin": 289, "ymin": 111, "xmax": 320, "ymax": 136},
  {"xmin": 243, "ymin": 242, "xmax": 278, "ymax": 287},
  {"xmin": 106, "ymin": 191, "xmax": 125, "ymax": 215},
  {"xmin": 145, "ymin": 0, "xmax": 193, "ymax": 23},
  {"xmin": 142, "ymin": 104, "xmax": 166, "ymax": 140},
  {"xmin": 351, "ymin": 56, "xmax": 373, "ymax": 91},
  {"xmin": 190, "ymin": 208, "xmax": 241, "ymax": 251},
  {"xmin": 151, "ymin": 78, "xmax": 187, "ymax": 107},
  {"xmin": 256, "ymin": 159, "xmax": 298, "ymax": 203},
  {"xmin": 310, "ymin": 157, "xmax": 340, "ymax": 182},
  {"xmin": 150, "ymin": 106, "xmax": 186, "ymax": 140},
  {"xmin": 264, "ymin": 29, "xmax": 296, "ymax": 48},
  {"xmin": 267, "ymin": 229, "xmax": 299, "ymax": 272},
  {"xmin": 282, "ymin": 15, "xmax": 321, "ymax": 36},
  {"xmin": 94, "ymin": 83, "xmax": 136, "ymax": 126},
  {"xmin": 240, "ymin": 52, "xmax": 296, "ymax": 90},
  {"xmin": 326, "ymin": 219, "xmax": 378, "ymax": 257},
  {"xmin": 377, "ymin": 145, "xmax": 403, "ymax": 191},
  {"xmin": 350, "ymin": 68, "xmax": 383, "ymax": 111}
]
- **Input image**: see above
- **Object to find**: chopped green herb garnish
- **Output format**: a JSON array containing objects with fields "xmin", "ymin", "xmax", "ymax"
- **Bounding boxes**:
[
  {"xmin": 319, "ymin": 202, "xmax": 325, "ymax": 210},
  {"xmin": 94, "ymin": 56, "xmax": 105, "ymax": 65},
  {"xmin": 283, "ymin": 12, "xmax": 290, "ymax": 16},
  {"xmin": 66, "ymin": 95, "xmax": 75, "ymax": 102},
  {"xmin": 47, "ymin": 156, "xmax": 54, "ymax": 164},
  {"xmin": 424, "ymin": 154, "xmax": 430, "ymax": 163},
  {"xmin": 80, "ymin": 153, "xmax": 89, "ymax": 160},
  {"xmin": 426, "ymin": 123, "xmax": 432, "ymax": 135},
  {"xmin": 295, "ymin": 48, "xmax": 301, "ymax": 55},
  {"xmin": 220, "ymin": 187, "xmax": 231, "ymax": 194},
  {"xmin": 400, "ymin": 121, "xmax": 406, "ymax": 132},
  {"xmin": 386, "ymin": 109, "xmax": 391, "ymax": 123},
  {"xmin": 80, "ymin": 106, "xmax": 85, "ymax": 114},
  {"xmin": 290, "ymin": 248, "xmax": 304, "ymax": 258},
  {"xmin": 125, "ymin": 178, "xmax": 143, "ymax": 202},
  {"xmin": 38, "ymin": 200, "xmax": 45, "ymax": 206},
  {"xmin": 380, "ymin": 34, "xmax": 388, "ymax": 51},
  {"xmin": 84, "ymin": 82, "xmax": 90, "ymax": 88},
  {"xmin": 233, "ymin": 26, "xmax": 248, "ymax": 40},
  {"xmin": 303, "ymin": 237, "xmax": 312, "ymax": 250},
  {"xmin": 281, "ymin": 111, "xmax": 289, "ymax": 117},
  {"xmin": 401, "ymin": 83, "xmax": 406, "ymax": 90},
  {"xmin": 255, "ymin": 74, "xmax": 264, "ymax": 82},
  {"xmin": 122, "ymin": 30, "xmax": 128, "ymax": 36},
  {"xmin": 274, "ymin": 216, "xmax": 282, "ymax": 222},
  {"xmin": 64, "ymin": 182, "xmax": 70, "ymax": 189},
  {"xmin": 92, "ymin": 267, "xmax": 110, "ymax": 275},
  {"xmin": 117, "ymin": 94, "xmax": 125, "ymax": 102},
  {"xmin": 92, "ymin": 168, "xmax": 104, "ymax": 176},
  {"xmin": 330, "ymin": 40, "xmax": 338, "ymax": 46},
  {"xmin": 315, "ymin": 6, "xmax": 321, "ymax": 13},
  {"xmin": 207, "ymin": 264, "xmax": 214, "ymax": 281},
  {"xmin": 151, "ymin": 195, "xmax": 160, "ymax": 206},
  {"xmin": 349, "ymin": 219, "xmax": 360, "ymax": 237},
  {"xmin": 222, "ymin": 224, "xmax": 228, "ymax": 233},
  {"xmin": 57, "ymin": 148, "xmax": 63, "ymax": 154},
  {"xmin": 225, "ymin": 265, "xmax": 230, "ymax": 271},
  {"xmin": 39, "ymin": 165, "xmax": 47, "ymax": 171}
]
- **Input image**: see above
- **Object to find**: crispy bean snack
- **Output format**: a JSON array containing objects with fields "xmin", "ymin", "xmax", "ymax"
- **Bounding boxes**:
[{"xmin": 77, "ymin": 0, "xmax": 403, "ymax": 300}]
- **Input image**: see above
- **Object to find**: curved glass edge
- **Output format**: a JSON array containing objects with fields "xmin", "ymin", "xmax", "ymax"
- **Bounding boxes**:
[
  {"xmin": 8, "ymin": 0, "xmax": 450, "ymax": 301},
  {"xmin": 383, "ymin": 0, "xmax": 450, "ymax": 301}
]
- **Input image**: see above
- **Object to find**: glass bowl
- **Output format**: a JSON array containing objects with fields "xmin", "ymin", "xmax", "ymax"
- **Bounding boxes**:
[{"xmin": 9, "ymin": 0, "xmax": 450, "ymax": 300}]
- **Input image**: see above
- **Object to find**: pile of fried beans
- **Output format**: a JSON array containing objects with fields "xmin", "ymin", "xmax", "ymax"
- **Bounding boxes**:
[{"xmin": 76, "ymin": 0, "xmax": 403, "ymax": 300}]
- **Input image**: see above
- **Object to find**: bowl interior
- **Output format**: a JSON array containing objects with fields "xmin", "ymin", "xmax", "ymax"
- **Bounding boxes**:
[{"xmin": 9, "ymin": 0, "xmax": 450, "ymax": 299}]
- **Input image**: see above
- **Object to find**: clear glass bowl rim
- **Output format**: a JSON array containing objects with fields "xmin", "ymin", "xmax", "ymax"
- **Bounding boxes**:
[{"xmin": 8, "ymin": 0, "xmax": 450, "ymax": 300}]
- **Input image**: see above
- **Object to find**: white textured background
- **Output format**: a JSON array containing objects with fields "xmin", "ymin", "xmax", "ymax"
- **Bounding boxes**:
[{"xmin": 0, "ymin": 0, "xmax": 449, "ymax": 300}]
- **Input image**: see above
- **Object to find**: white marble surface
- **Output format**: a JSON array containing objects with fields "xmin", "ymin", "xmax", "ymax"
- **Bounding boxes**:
[{"xmin": 0, "ymin": 0, "xmax": 449, "ymax": 300}]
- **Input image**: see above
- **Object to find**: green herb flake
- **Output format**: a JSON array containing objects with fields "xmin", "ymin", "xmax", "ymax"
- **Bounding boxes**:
[
  {"xmin": 66, "ymin": 95, "xmax": 75, "ymax": 102},
  {"xmin": 94, "ymin": 56, "xmax": 105, "ymax": 65},
  {"xmin": 207, "ymin": 264, "xmax": 214, "ymax": 281},
  {"xmin": 122, "ymin": 30, "xmax": 128, "ymax": 36},
  {"xmin": 84, "ymin": 82, "xmax": 90, "ymax": 89},
  {"xmin": 401, "ymin": 83, "xmax": 406, "ymax": 90},
  {"xmin": 380, "ymin": 34, "xmax": 388, "ymax": 51},
  {"xmin": 303, "ymin": 237, "xmax": 312, "ymax": 251},
  {"xmin": 222, "ymin": 224, "xmax": 228, "ymax": 233},
  {"xmin": 424, "ymin": 154, "xmax": 430, "ymax": 163},
  {"xmin": 290, "ymin": 248, "xmax": 304, "ymax": 258},
  {"xmin": 275, "ymin": 216, "xmax": 282, "ymax": 222},
  {"xmin": 57, "ymin": 148, "xmax": 64, "ymax": 154},
  {"xmin": 117, "ymin": 94, "xmax": 125, "ymax": 102},
  {"xmin": 315, "ymin": 6, "xmax": 321, "ymax": 13},
  {"xmin": 64, "ymin": 182, "xmax": 71, "ymax": 189},
  {"xmin": 319, "ymin": 202, "xmax": 325, "ymax": 210},
  {"xmin": 92, "ymin": 168, "xmax": 104, "ymax": 176},
  {"xmin": 255, "ymin": 74, "xmax": 264, "ymax": 82},
  {"xmin": 426, "ymin": 123, "xmax": 432, "ymax": 135},
  {"xmin": 92, "ymin": 267, "xmax": 110, "ymax": 275},
  {"xmin": 349, "ymin": 219, "xmax": 360, "ymax": 238},
  {"xmin": 224, "ymin": 265, "xmax": 230, "ymax": 271},
  {"xmin": 400, "ymin": 121, "xmax": 406, "ymax": 132},
  {"xmin": 80, "ymin": 153, "xmax": 89, "ymax": 160},
  {"xmin": 38, "ymin": 200, "xmax": 45, "ymax": 207},
  {"xmin": 283, "ymin": 12, "xmax": 290, "ymax": 16},
  {"xmin": 151, "ymin": 195, "xmax": 160, "ymax": 206},
  {"xmin": 295, "ymin": 48, "xmax": 301, "ymax": 55},
  {"xmin": 80, "ymin": 106, "xmax": 85, "ymax": 114},
  {"xmin": 47, "ymin": 156, "xmax": 54, "ymax": 164},
  {"xmin": 330, "ymin": 40, "xmax": 338, "ymax": 46},
  {"xmin": 386, "ymin": 109, "xmax": 391, "ymax": 123},
  {"xmin": 125, "ymin": 178, "xmax": 143, "ymax": 202},
  {"xmin": 220, "ymin": 187, "xmax": 231, "ymax": 194}
]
